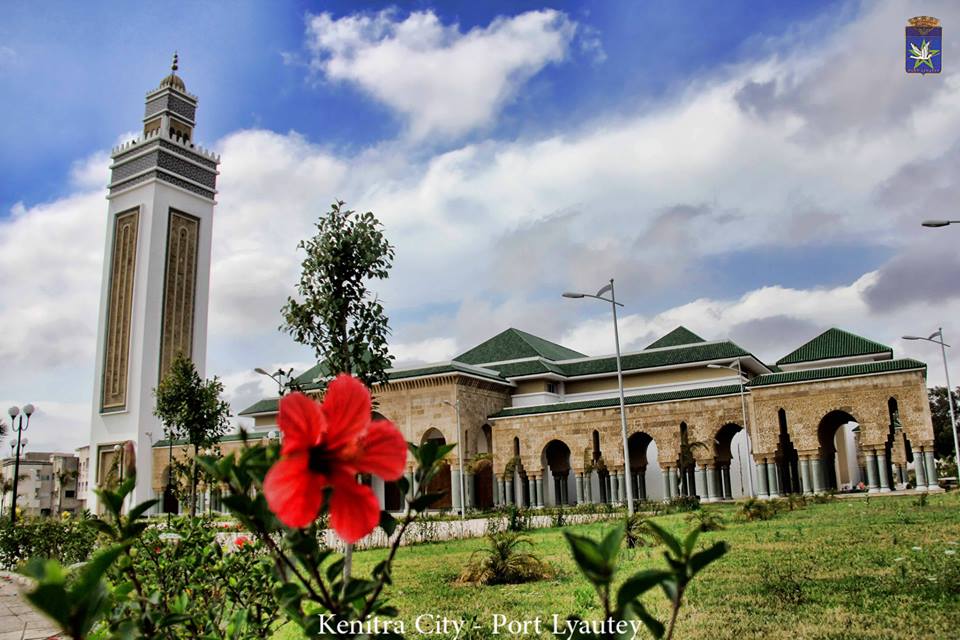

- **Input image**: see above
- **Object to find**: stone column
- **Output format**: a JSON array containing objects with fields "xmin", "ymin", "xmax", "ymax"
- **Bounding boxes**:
[
  {"xmin": 584, "ymin": 473, "xmax": 592, "ymax": 503},
  {"xmin": 799, "ymin": 457, "xmax": 812, "ymax": 495},
  {"xmin": 720, "ymin": 466, "xmax": 732, "ymax": 500},
  {"xmin": 575, "ymin": 474, "xmax": 584, "ymax": 505},
  {"xmin": 756, "ymin": 460, "xmax": 769, "ymax": 498},
  {"xmin": 914, "ymin": 449, "xmax": 927, "ymax": 490},
  {"xmin": 608, "ymin": 473, "xmax": 618, "ymax": 503},
  {"xmin": 669, "ymin": 467, "xmax": 680, "ymax": 499},
  {"xmin": 705, "ymin": 465, "xmax": 718, "ymax": 502},
  {"xmin": 811, "ymin": 458, "xmax": 823, "ymax": 493},
  {"xmin": 876, "ymin": 451, "xmax": 891, "ymax": 492},
  {"xmin": 528, "ymin": 477, "xmax": 537, "ymax": 508},
  {"xmin": 768, "ymin": 462, "xmax": 781, "ymax": 498},
  {"xmin": 924, "ymin": 450, "xmax": 938, "ymax": 489},
  {"xmin": 637, "ymin": 472, "xmax": 647, "ymax": 501},
  {"xmin": 865, "ymin": 450, "xmax": 879, "ymax": 493},
  {"xmin": 694, "ymin": 466, "xmax": 706, "ymax": 500},
  {"xmin": 537, "ymin": 476, "xmax": 545, "ymax": 507},
  {"xmin": 617, "ymin": 472, "xmax": 626, "ymax": 505},
  {"xmin": 662, "ymin": 467, "xmax": 672, "ymax": 500},
  {"xmin": 407, "ymin": 470, "xmax": 416, "ymax": 501},
  {"xmin": 505, "ymin": 479, "xmax": 514, "ymax": 506}
]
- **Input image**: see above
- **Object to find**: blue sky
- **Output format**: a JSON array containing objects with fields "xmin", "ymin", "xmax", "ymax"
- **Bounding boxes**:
[{"xmin": 2, "ymin": 1, "xmax": 960, "ymax": 451}]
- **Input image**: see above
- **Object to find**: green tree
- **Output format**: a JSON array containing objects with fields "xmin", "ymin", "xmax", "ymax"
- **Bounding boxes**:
[
  {"xmin": 281, "ymin": 200, "xmax": 395, "ymax": 387},
  {"xmin": 153, "ymin": 354, "xmax": 231, "ymax": 516},
  {"xmin": 927, "ymin": 386, "xmax": 960, "ymax": 459}
]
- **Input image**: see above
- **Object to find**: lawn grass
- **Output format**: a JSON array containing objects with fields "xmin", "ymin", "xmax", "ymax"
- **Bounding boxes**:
[{"xmin": 274, "ymin": 492, "xmax": 960, "ymax": 639}]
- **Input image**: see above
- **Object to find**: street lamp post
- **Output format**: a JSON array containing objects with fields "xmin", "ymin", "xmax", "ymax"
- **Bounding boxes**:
[
  {"xmin": 903, "ymin": 328, "xmax": 960, "ymax": 485},
  {"xmin": 922, "ymin": 220, "xmax": 960, "ymax": 227},
  {"xmin": 443, "ymin": 399, "xmax": 467, "ymax": 520},
  {"xmin": 7, "ymin": 404, "xmax": 35, "ymax": 524},
  {"xmin": 563, "ymin": 279, "xmax": 635, "ymax": 516},
  {"xmin": 255, "ymin": 367, "xmax": 295, "ymax": 397},
  {"xmin": 707, "ymin": 360, "xmax": 756, "ymax": 497}
]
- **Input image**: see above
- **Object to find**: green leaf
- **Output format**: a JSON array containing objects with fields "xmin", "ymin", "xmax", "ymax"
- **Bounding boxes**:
[
  {"xmin": 616, "ymin": 569, "xmax": 671, "ymax": 612},
  {"xmin": 689, "ymin": 541, "xmax": 729, "ymax": 576},
  {"xmin": 644, "ymin": 520, "xmax": 682, "ymax": 557},
  {"xmin": 326, "ymin": 557, "xmax": 345, "ymax": 583},
  {"xmin": 379, "ymin": 511, "xmax": 398, "ymax": 537},
  {"xmin": 683, "ymin": 526, "xmax": 700, "ymax": 557},
  {"xmin": 126, "ymin": 498, "xmax": 160, "ymax": 524},
  {"xmin": 69, "ymin": 543, "xmax": 129, "ymax": 601},
  {"xmin": 629, "ymin": 601, "xmax": 666, "ymax": 639},
  {"xmin": 564, "ymin": 531, "xmax": 612, "ymax": 586},
  {"xmin": 600, "ymin": 523, "xmax": 625, "ymax": 561}
]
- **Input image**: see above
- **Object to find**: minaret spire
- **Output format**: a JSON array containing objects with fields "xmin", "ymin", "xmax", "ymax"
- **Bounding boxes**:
[{"xmin": 171, "ymin": 51, "xmax": 179, "ymax": 74}]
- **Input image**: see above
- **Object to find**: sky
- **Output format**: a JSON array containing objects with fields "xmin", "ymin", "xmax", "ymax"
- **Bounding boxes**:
[{"xmin": 1, "ymin": 1, "xmax": 959, "ymax": 453}]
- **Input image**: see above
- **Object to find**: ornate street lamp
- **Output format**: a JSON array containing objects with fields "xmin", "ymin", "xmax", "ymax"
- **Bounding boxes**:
[
  {"xmin": 563, "ymin": 279, "xmax": 635, "ymax": 515},
  {"xmin": 8, "ymin": 403, "xmax": 35, "ymax": 524}
]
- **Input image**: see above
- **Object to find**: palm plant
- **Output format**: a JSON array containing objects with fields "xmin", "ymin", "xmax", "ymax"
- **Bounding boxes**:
[{"xmin": 458, "ymin": 532, "xmax": 551, "ymax": 585}]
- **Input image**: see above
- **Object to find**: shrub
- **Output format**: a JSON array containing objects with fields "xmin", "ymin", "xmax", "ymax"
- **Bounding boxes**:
[
  {"xmin": 0, "ymin": 515, "xmax": 98, "ymax": 570},
  {"xmin": 458, "ymin": 532, "xmax": 551, "ymax": 585},
  {"xmin": 624, "ymin": 514, "xmax": 654, "ymax": 548},
  {"xmin": 506, "ymin": 504, "xmax": 532, "ymax": 532},
  {"xmin": 810, "ymin": 491, "xmax": 837, "ymax": 504},
  {"xmin": 553, "ymin": 507, "xmax": 566, "ymax": 528},
  {"xmin": 739, "ymin": 498, "xmax": 777, "ymax": 521},
  {"xmin": 686, "ymin": 508, "xmax": 725, "ymax": 532},
  {"xmin": 913, "ymin": 493, "xmax": 929, "ymax": 508}
]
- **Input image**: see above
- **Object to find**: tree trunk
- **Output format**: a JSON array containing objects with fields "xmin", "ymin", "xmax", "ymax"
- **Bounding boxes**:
[{"xmin": 191, "ymin": 444, "xmax": 199, "ymax": 517}]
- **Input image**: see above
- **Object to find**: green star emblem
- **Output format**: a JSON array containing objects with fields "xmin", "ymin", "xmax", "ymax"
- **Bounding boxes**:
[{"xmin": 909, "ymin": 39, "xmax": 941, "ymax": 70}]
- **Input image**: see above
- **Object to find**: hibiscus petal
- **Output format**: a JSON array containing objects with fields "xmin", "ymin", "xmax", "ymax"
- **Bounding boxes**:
[
  {"xmin": 328, "ymin": 470, "xmax": 381, "ymax": 544},
  {"xmin": 264, "ymin": 453, "xmax": 326, "ymax": 528},
  {"xmin": 355, "ymin": 419, "xmax": 407, "ymax": 481},
  {"xmin": 322, "ymin": 374, "xmax": 371, "ymax": 451},
  {"xmin": 278, "ymin": 392, "xmax": 326, "ymax": 455}
]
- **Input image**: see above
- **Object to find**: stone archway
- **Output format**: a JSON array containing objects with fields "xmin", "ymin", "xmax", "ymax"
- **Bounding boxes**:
[
  {"xmin": 542, "ymin": 440, "xmax": 572, "ymax": 506},
  {"xmin": 628, "ymin": 432, "xmax": 654, "ymax": 501},
  {"xmin": 817, "ymin": 410, "xmax": 861, "ymax": 491},
  {"xmin": 421, "ymin": 428, "xmax": 451, "ymax": 509},
  {"xmin": 472, "ymin": 424, "xmax": 495, "ymax": 509},
  {"xmin": 713, "ymin": 423, "xmax": 745, "ymax": 500}
]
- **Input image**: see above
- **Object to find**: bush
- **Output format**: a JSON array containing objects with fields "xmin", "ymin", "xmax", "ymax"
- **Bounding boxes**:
[
  {"xmin": 506, "ymin": 504, "xmax": 532, "ymax": 532},
  {"xmin": 687, "ymin": 508, "xmax": 725, "ymax": 532},
  {"xmin": 757, "ymin": 562, "xmax": 808, "ymax": 605},
  {"xmin": 739, "ymin": 498, "xmax": 778, "ymax": 521},
  {"xmin": 458, "ymin": 532, "xmax": 552, "ymax": 585},
  {"xmin": 624, "ymin": 514, "xmax": 653, "ymax": 548},
  {"xmin": 0, "ymin": 516, "xmax": 98, "ymax": 570}
]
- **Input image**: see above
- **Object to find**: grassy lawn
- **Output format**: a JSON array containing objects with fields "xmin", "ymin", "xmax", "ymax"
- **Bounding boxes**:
[{"xmin": 275, "ymin": 493, "xmax": 960, "ymax": 639}]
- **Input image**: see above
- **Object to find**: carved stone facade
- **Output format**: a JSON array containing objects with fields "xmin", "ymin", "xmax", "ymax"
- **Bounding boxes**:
[
  {"xmin": 101, "ymin": 208, "xmax": 139, "ymax": 411},
  {"xmin": 159, "ymin": 210, "xmax": 199, "ymax": 378}
]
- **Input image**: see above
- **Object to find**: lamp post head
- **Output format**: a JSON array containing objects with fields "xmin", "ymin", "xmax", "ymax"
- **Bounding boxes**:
[
  {"xmin": 254, "ymin": 367, "xmax": 268, "ymax": 376},
  {"xmin": 562, "ymin": 292, "xmax": 585, "ymax": 299},
  {"xmin": 902, "ymin": 335, "xmax": 923, "ymax": 341},
  {"xmin": 922, "ymin": 220, "xmax": 951, "ymax": 227},
  {"xmin": 7, "ymin": 406, "xmax": 18, "ymax": 418},
  {"xmin": 22, "ymin": 404, "xmax": 34, "ymax": 417}
]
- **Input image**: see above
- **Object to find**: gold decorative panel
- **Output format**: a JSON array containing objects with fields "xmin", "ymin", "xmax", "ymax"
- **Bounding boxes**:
[
  {"xmin": 101, "ymin": 209, "xmax": 139, "ymax": 411},
  {"xmin": 159, "ymin": 210, "xmax": 199, "ymax": 380}
]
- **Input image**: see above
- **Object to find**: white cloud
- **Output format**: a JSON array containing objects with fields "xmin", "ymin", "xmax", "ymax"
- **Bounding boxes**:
[
  {"xmin": 390, "ymin": 337, "xmax": 458, "ymax": 366},
  {"xmin": 304, "ymin": 9, "xmax": 577, "ymax": 140}
]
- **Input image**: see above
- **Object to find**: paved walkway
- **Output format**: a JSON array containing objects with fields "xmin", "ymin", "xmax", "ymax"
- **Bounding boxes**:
[{"xmin": 0, "ymin": 574, "xmax": 62, "ymax": 640}]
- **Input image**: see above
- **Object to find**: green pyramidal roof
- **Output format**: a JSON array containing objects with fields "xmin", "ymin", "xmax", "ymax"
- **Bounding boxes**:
[
  {"xmin": 776, "ymin": 328, "xmax": 893, "ymax": 366},
  {"xmin": 454, "ymin": 328, "xmax": 586, "ymax": 365},
  {"xmin": 645, "ymin": 326, "xmax": 706, "ymax": 350}
]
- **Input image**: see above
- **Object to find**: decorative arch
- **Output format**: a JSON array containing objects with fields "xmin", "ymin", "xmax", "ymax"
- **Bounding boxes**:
[
  {"xmin": 420, "ymin": 428, "xmax": 451, "ymax": 508},
  {"xmin": 817, "ymin": 410, "xmax": 861, "ymax": 491},
  {"xmin": 541, "ymin": 439, "xmax": 573, "ymax": 506},
  {"xmin": 775, "ymin": 409, "xmax": 801, "ymax": 494},
  {"xmin": 627, "ymin": 431, "xmax": 655, "ymax": 501}
]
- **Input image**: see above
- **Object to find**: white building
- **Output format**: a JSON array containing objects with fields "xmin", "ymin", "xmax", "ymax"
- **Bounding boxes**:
[
  {"xmin": 2, "ymin": 452, "xmax": 80, "ymax": 518},
  {"xmin": 85, "ymin": 55, "xmax": 219, "ymax": 511}
]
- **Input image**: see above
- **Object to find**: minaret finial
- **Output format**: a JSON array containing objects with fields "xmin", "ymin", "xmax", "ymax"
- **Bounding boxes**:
[{"xmin": 171, "ymin": 51, "xmax": 179, "ymax": 73}]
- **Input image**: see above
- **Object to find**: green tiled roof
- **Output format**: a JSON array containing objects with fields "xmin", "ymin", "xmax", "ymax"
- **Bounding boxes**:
[
  {"xmin": 645, "ymin": 326, "xmax": 705, "ymax": 349},
  {"xmin": 560, "ymin": 341, "xmax": 751, "ymax": 377},
  {"xmin": 776, "ymin": 328, "xmax": 892, "ymax": 365},
  {"xmin": 490, "ymin": 384, "xmax": 743, "ymax": 419},
  {"xmin": 748, "ymin": 358, "xmax": 925, "ymax": 387},
  {"xmin": 238, "ymin": 397, "xmax": 279, "ymax": 416},
  {"xmin": 454, "ymin": 328, "xmax": 586, "ymax": 365}
]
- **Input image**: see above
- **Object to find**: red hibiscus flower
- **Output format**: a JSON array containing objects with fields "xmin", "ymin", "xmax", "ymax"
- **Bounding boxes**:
[
  {"xmin": 263, "ymin": 374, "xmax": 407, "ymax": 542},
  {"xmin": 234, "ymin": 535, "xmax": 250, "ymax": 549}
]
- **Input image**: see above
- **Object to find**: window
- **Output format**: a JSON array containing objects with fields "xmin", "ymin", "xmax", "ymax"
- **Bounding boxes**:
[
  {"xmin": 546, "ymin": 382, "xmax": 558, "ymax": 394},
  {"xmin": 66, "ymin": 490, "xmax": 75, "ymax": 498}
]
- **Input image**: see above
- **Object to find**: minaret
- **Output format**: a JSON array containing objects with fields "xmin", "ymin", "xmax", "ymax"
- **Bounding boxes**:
[{"xmin": 87, "ymin": 55, "xmax": 220, "ymax": 510}]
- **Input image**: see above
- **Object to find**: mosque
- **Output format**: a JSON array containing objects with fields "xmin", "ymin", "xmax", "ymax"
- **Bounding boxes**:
[{"xmin": 85, "ymin": 61, "xmax": 939, "ymax": 515}]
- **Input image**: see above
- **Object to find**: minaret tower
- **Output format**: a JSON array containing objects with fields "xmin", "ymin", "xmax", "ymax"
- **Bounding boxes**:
[{"xmin": 87, "ymin": 55, "xmax": 220, "ymax": 510}]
